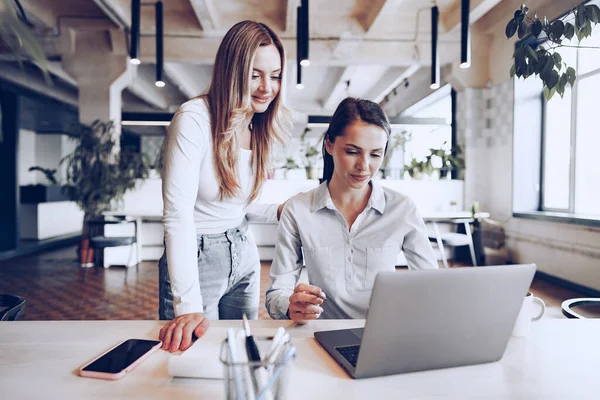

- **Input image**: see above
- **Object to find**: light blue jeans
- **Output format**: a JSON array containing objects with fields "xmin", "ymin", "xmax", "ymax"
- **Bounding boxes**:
[{"xmin": 158, "ymin": 221, "xmax": 260, "ymax": 320}]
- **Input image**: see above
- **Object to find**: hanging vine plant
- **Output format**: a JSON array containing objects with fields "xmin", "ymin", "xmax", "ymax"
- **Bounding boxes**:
[{"xmin": 505, "ymin": 3, "xmax": 600, "ymax": 99}]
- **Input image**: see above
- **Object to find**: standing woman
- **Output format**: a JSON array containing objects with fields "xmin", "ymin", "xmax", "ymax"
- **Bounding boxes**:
[{"xmin": 159, "ymin": 21, "xmax": 292, "ymax": 352}]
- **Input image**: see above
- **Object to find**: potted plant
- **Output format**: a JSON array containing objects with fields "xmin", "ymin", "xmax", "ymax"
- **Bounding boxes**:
[
  {"xmin": 281, "ymin": 157, "xmax": 300, "ymax": 179},
  {"xmin": 303, "ymin": 145, "xmax": 321, "ymax": 180},
  {"xmin": 300, "ymin": 127, "xmax": 323, "ymax": 180},
  {"xmin": 60, "ymin": 120, "xmax": 151, "ymax": 264},
  {"xmin": 20, "ymin": 166, "xmax": 69, "ymax": 203},
  {"xmin": 405, "ymin": 158, "xmax": 431, "ymax": 180},
  {"xmin": 380, "ymin": 130, "xmax": 410, "ymax": 179}
]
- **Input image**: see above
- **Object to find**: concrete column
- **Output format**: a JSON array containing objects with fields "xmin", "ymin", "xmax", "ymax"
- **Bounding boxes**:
[{"xmin": 62, "ymin": 30, "xmax": 135, "ymax": 140}]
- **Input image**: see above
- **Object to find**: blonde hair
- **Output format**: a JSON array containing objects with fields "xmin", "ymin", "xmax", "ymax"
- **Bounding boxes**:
[{"xmin": 203, "ymin": 20, "xmax": 292, "ymax": 203}]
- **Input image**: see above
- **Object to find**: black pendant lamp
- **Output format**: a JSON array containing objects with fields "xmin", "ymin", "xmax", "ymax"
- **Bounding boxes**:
[
  {"xmin": 130, "ymin": 0, "xmax": 141, "ymax": 65},
  {"xmin": 430, "ymin": 5, "xmax": 440, "ymax": 89},
  {"xmin": 460, "ymin": 0, "xmax": 471, "ymax": 69},
  {"xmin": 299, "ymin": 0, "xmax": 310, "ymax": 66},
  {"xmin": 155, "ymin": 1, "xmax": 164, "ymax": 87}
]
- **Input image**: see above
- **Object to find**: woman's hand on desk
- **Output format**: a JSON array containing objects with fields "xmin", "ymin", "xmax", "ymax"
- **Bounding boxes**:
[
  {"xmin": 159, "ymin": 312, "xmax": 210, "ymax": 352},
  {"xmin": 288, "ymin": 283, "xmax": 325, "ymax": 323}
]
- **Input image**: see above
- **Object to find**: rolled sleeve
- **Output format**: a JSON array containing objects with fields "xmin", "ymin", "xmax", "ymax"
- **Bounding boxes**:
[
  {"xmin": 162, "ymin": 112, "xmax": 208, "ymax": 316},
  {"xmin": 265, "ymin": 201, "xmax": 303, "ymax": 319},
  {"xmin": 402, "ymin": 199, "xmax": 439, "ymax": 270}
]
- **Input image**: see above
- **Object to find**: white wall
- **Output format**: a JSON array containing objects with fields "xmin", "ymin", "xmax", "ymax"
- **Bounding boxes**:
[
  {"xmin": 18, "ymin": 129, "xmax": 37, "ymax": 186},
  {"xmin": 462, "ymin": 9, "xmax": 600, "ymax": 291},
  {"xmin": 18, "ymin": 131, "xmax": 77, "ymax": 186}
]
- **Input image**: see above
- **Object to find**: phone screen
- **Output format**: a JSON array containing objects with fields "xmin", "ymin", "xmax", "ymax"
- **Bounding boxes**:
[{"xmin": 82, "ymin": 339, "xmax": 161, "ymax": 373}]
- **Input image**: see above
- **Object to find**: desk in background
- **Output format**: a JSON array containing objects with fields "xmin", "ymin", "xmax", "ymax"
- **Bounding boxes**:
[{"xmin": 0, "ymin": 319, "xmax": 598, "ymax": 399}]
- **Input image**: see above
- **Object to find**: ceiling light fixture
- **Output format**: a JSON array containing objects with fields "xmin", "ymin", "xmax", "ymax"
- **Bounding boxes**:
[
  {"xmin": 460, "ymin": 0, "xmax": 471, "ymax": 69},
  {"xmin": 430, "ymin": 4, "xmax": 440, "ymax": 90},
  {"xmin": 298, "ymin": 0, "xmax": 310, "ymax": 67},
  {"xmin": 154, "ymin": 1, "xmax": 164, "ymax": 87},
  {"xmin": 129, "ymin": 0, "xmax": 141, "ymax": 64},
  {"xmin": 296, "ymin": 60, "xmax": 304, "ymax": 89}
]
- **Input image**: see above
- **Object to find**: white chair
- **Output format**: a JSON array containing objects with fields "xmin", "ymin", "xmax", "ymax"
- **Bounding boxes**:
[{"xmin": 428, "ymin": 218, "xmax": 477, "ymax": 268}]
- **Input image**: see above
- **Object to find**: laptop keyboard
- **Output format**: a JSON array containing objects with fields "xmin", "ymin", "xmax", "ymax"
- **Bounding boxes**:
[{"xmin": 335, "ymin": 345, "xmax": 361, "ymax": 368}]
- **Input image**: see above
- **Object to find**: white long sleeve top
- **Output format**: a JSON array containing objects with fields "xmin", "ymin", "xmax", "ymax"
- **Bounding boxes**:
[
  {"xmin": 266, "ymin": 180, "xmax": 438, "ymax": 320},
  {"xmin": 162, "ymin": 98, "xmax": 278, "ymax": 316}
]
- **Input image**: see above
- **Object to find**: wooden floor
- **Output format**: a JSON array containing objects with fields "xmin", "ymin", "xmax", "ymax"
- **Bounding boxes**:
[{"xmin": 1, "ymin": 245, "xmax": 598, "ymax": 320}]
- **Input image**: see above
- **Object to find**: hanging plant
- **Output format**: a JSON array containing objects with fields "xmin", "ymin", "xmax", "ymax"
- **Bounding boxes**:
[
  {"xmin": 0, "ymin": 0, "xmax": 50, "ymax": 82},
  {"xmin": 505, "ymin": 3, "xmax": 600, "ymax": 99}
]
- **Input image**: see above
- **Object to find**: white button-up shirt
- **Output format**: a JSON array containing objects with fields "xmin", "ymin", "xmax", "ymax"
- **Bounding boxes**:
[{"xmin": 266, "ymin": 180, "xmax": 438, "ymax": 320}]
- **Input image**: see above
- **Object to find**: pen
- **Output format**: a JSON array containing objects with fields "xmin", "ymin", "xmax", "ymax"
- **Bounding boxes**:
[
  {"xmin": 243, "ymin": 314, "xmax": 261, "ymax": 363},
  {"xmin": 243, "ymin": 315, "xmax": 273, "ymax": 400}
]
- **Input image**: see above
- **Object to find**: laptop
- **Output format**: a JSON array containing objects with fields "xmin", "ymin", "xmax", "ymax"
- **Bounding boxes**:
[{"xmin": 314, "ymin": 264, "xmax": 536, "ymax": 379}]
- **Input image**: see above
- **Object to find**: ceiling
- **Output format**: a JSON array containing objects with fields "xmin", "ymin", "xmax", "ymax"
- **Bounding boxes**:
[{"xmin": 0, "ymin": 0, "xmax": 511, "ymax": 135}]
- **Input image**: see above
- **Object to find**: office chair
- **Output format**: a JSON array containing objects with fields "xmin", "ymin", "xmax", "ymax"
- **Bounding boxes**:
[
  {"xmin": 0, "ymin": 294, "xmax": 27, "ymax": 321},
  {"xmin": 561, "ymin": 298, "xmax": 600, "ymax": 319},
  {"xmin": 85, "ymin": 216, "xmax": 138, "ymax": 282},
  {"xmin": 428, "ymin": 218, "xmax": 477, "ymax": 268}
]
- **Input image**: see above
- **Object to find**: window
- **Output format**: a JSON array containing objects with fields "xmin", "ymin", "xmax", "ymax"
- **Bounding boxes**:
[
  {"xmin": 541, "ymin": 23, "xmax": 600, "ymax": 216},
  {"xmin": 399, "ymin": 84, "xmax": 453, "ymax": 176}
]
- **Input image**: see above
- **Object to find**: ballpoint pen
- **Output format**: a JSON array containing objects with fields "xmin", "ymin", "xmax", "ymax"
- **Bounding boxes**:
[
  {"xmin": 242, "ymin": 313, "xmax": 261, "ymax": 363},
  {"xmin": 243, "ymin": 314, "xmax": 272, "ymax": 400}
]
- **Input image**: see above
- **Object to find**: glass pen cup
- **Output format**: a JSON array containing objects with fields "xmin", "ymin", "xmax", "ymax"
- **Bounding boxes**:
[{"xmin": 219, "ymin": 336, "xmax": 296, "ymax": 400}]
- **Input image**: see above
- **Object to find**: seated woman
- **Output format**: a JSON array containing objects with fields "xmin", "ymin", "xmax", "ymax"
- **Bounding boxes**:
[{"xmin": 266, "ymin": 97, "xmax": 438, "ymax": 322}]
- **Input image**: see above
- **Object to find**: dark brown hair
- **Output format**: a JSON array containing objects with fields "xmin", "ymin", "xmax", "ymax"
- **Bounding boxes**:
[{"xmin": 322, "ymin": 97, "xmax": 391, "ymax": 182}]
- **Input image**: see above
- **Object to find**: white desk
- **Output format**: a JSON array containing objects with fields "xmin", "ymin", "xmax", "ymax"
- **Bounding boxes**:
[{"xmin": 1, "ymin": 319, "xmax": 599, "ymax": 399}]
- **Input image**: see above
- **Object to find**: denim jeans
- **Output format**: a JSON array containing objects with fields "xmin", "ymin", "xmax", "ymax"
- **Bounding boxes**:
[{"xmin": 158, "ymin": 221, "xmax": 260, "ymax": 320}]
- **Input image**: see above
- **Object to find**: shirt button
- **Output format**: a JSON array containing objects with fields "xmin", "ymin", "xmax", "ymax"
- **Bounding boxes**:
[
  {"xmin": 347, "ymin": 256, "xmax": 351, "ymax": 262},
  {"xmin": 351, "ymin": 249, "xmax": 354, "ymax": 253},
  {"xmin": 347, "ymin": 274, "xmax": 351, "ymax": 279}
]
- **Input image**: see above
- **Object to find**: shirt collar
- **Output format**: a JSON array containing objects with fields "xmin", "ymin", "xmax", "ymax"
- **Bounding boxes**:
[{"xmin": 310, "ymin": 180, "xmax": 386, "ymax": 214}]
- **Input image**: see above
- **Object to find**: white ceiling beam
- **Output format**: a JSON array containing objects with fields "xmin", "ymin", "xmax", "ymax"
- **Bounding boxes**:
[
  {"xmin": 474, "ymin": 0, "xmax": 582, "ymax": 34},
  {"xmin": 440, "ymin": 0, "xmax": 502, "ymax": 32},
  {"xmin": 321, "ymin": 66, "xmax": 357, "ymax": 110},
  {"xmin": 188, "ymin": 0, "xmax": 221, "ymax": 32},
  {"xmin": 128, "ymin": 78, "xmax": 169, "ymax": 110},
  {"xmin": 93, "ymin": 0, "xmax": 130, "ymax": 28},
  {"xmin": 46, "ymin": 61, "xmax": 78, "ymax": 86},
  {"xmin": 163, "ymin": 63, "xmax": 211, "ymax": 99},
  {"xmin": 365, "ymin": 65, "xmax": 422, "ymax": 104},
  {"xmin": 285, "ymin": 0, "xmax": 301, "ymax": 33},
  {"xmin": 135, "ymin": 37, "xmax": 452, "ymax": 65},
  {"xmin": 358, "ymin": 0, "xmax": 392, "ymax": 34}
]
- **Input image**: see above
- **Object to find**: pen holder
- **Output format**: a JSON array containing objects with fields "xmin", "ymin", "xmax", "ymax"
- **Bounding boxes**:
[{"xmin": 220, "ymin": 336, "xmax": 296, "ymax": 400}]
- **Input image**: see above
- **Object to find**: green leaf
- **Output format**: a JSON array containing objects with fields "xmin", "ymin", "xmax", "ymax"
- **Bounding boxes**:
[
  {"xmin": 576, "ymin": 25, "xmax": 584, "ymax": 42},
  {"xmin": 544, "ymin": 87, "xmax": 556, "ymax": 101},
  {"xmin": 546, "ymin": 70, "xmax": 559, "ymax": 89},
  {"xmin": 505, "ymin": 18, "xmax": 518, "ymax": 38},
  {"xmin": 588, "ymin": 5, "xmax": 600, "ymax": 24},
  {"xmin": 550, "ymin": 20, "xmax": 565, "ymax": 40},
  {"xmin": 540, "ymin": 55, "xmax": 554, "ymax": 80},
  {"xmin": 557, "ymin": 73, "xmax": 568, "ymax": 97},
  {"xmin": 532, "ymin": 20, "xmax": 543, "ymax": 37},
  {"xmin": 564, "ymin": 23, "xmax": 575, "ymax": 40},
  {"xmin": 552, "ymin": 52, "xmax": 562, "ymax": 69},
  {"xmin": 576, "ymin": 5, "xmax": 587, "ymax": 30},
  {"xmin": 581, "ymin": 23, "xmax": 592, "ymax": 41},
  {"xmin": 517, "ymin": 20, "xmax": 529, "ymax": 39},
  {"xmin": 525, "ymin": 46, "xmax": 538, "ymax": 61},
  {"xmin": 566, "ymin": 66, "xmax": 577, "ymax": 87},
  {"xmin": 514, "ymin": 47, "xmax": 528, "ymax": 75},
  {"xmin": 510, "ymin": 63, "xmax": 516, "ymax": 78}
]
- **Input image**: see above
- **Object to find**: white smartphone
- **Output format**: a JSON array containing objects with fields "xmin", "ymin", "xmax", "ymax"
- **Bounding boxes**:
[{"xmin": 79, "ymin": 338, "xmax": 162, "ymax": 380}]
